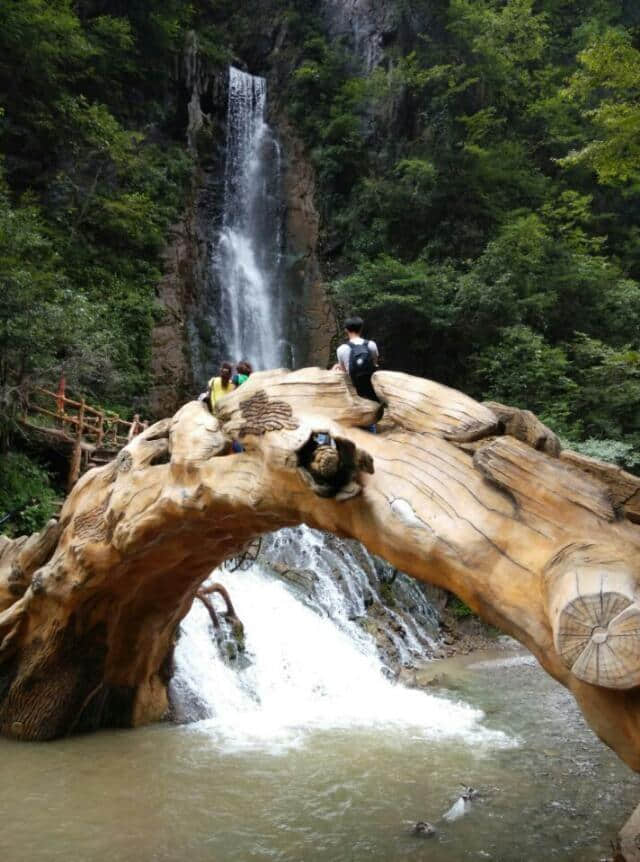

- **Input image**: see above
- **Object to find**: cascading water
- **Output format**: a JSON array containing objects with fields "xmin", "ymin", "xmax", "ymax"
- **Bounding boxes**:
[
  {"xmin": 170, "ymin": 528, "xmax": 514, "ymax": 753},
  {"xmin": 265, "ymin": 527, "xmax": 442, "ymax": 671},
  {"xmin": 172, "ymin": 68, "xmax": 502, "ymax": 746},
  {"xmin": 174, "ymin": 69, "xmax": 512, "ymax": 753},
  {"xmin": 172, "ymin": 529, "xmax": 513, "ymax": 751},
  {"xmin": 215, "ymin": 67, "xmax": 286, "ymax": 370}
]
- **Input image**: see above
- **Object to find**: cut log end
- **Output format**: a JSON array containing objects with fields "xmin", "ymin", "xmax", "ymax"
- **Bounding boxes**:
[
  {"xmin": 556, "ymin": 593, "xmax": 640, "ymax": 689},
  {"xmin": 546, "ymin": 545, "xmax": 640, "ymax": 690}
]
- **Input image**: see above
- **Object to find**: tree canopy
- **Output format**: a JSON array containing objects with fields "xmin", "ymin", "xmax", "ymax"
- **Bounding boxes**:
[
  {"xmin": 0, "ymin": 0, "xmax": 638, "ymax": 526},
  {"xmin": 285, "ymin": 0, "xmax": 640, "ymax": 466}
]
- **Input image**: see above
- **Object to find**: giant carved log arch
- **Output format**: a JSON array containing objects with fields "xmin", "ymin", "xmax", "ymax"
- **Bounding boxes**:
[{"xmin": 1, "ymin": 368, "xmax": 640, "ymax": 776}]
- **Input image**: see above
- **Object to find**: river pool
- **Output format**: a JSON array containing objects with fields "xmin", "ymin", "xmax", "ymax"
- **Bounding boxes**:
[{"xmin": 0, "ymin": 649, "xmax": 636, "ymax": 862}]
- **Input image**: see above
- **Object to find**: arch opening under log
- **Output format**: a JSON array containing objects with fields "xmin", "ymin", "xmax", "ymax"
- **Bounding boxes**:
[{"xmin": 0, "ymin": 367, "xmax": 639, "ymax": 784}]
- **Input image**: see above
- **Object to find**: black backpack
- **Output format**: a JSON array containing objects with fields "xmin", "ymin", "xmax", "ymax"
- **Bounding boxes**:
[{"xmin": 348, "ymin": 341, "xmax": 375, "ymax": 382}]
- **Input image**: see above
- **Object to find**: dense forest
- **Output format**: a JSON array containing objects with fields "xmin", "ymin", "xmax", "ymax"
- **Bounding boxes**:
[{"xmin": 1, "ymin": 0, "xmax": 639, "ymax": 531}]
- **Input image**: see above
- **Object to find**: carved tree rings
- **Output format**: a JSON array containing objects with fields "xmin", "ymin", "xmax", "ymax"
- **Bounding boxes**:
[{"xmin": 545, "ymin": 544, "xmax": 640, "ymax": 689}]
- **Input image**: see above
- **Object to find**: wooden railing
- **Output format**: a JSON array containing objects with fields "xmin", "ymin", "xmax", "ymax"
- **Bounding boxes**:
[{"xmin": 27, "ymin": 387, "xmax": 134, "ymax": 450}]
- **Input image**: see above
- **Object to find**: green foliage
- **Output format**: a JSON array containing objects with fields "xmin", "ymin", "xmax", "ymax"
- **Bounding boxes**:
[
  {"xmin": 331, "ymin": 255, "xmax": 460, "ymax": 379},
  {"xmin": 448, "ymin": 596, "xmax": 474, "ymax": 619},
  {"xmin": 448, "ymin": 0, "xmax": 549, "ymax": 105},
  {"xmin": 564, "ymin": 437, "xmax": 640, "ymax": 471},
  {"xmin": 568, "ymin": 335, "xmax": 640, "ymax": 442},
  {"xmin": 559, "ymin": 29, "xmax": 640, "ymax": 184},
  {"xmin": 472, "ymin": 325, "xmax": 576, "ymax": 427},
  {"xmin": 0, "ymin": 172, "xmax": 68, "ymax": 384},
  {"xmin": 196, "ymin": 26, "xmax": 233, "ymax": 65},
  {"xmin": 0, "ymin": 453, "xmax": 56, "ymax": 536},
  {"xmin": 295, "ymin": 0, "xmax": 640, "ymax": 466},
  {"xmin": 0, "ymin": 169, "xmax": 77, "ymax": 446},
  {"xmin": 0, "ymin": 0, "xmax": 198, "ymax": 425}
]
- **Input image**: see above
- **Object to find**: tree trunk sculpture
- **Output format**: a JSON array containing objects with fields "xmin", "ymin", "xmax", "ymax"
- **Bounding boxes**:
[{"xmin": 1, "ymin": 367, "xmax": 640, "ymax": 780}]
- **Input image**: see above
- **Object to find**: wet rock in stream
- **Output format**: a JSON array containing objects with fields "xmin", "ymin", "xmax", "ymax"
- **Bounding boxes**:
[
  {"xmin": 411, "ymin": 820, "xmax": 437, "ymax": 838},
  {"xmin": 260, "ymin": 530, "xmax": 443, "ymax": 678},
  {"xmin": 442, "ymin": 786, "xmax": 480, "ymax": 822}
]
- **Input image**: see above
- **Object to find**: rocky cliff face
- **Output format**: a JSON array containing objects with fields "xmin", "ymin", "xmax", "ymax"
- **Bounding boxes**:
[
  {"xmin": 150, "ymin": 34, "xmax": 228, "ymax": 415},
  {"xmin": 150, "ymin": 31, "xmax": 336, "ymax": 412},
  {"xmin": 149, "ymin": 1, "xmax": 435, "ymax": 410},
  {"xmin": 278, "ymin": 117, "xmax": 336, "ymax": 369},
  {"xmin": 321, "ymin": 0, "xmax": 400, "ymax": 70},
  {"xmin": 320, "ymin": 0, "xmax": 431, "ymax": 71},
  {"xmin": 149, "ymin": 214, "xmax": 197, "ymax": 417}
]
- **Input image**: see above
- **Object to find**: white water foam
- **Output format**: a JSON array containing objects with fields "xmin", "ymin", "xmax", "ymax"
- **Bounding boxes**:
[{"xmin": 172, "ymin": 539, "xmax": 516, "ymax": 754}]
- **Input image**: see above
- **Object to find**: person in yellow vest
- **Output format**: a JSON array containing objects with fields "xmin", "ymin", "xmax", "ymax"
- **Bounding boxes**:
[{"xmin": 208, "ymin": 361, "xmax": 236, "ymax": 409}]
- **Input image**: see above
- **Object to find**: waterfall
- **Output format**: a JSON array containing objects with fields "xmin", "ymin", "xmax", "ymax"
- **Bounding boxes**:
[
  {"xmin": 265, "ymin": 527, "xmax": 441, "ymax": 669},
  {"xmin": 170, "ymin": 528, "xmax": 513, "ymax": 753},
  {"xmin": 172, "ymin": 67, "xmax": 512, "ymax": 754},
  {"xmin": 215, "ymin": 66, "xmax": 286, "ymax": 371}
]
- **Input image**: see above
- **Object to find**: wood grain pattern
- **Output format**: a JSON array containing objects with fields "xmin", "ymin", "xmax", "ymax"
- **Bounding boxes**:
[{"xmin": 0, "ymin": 368, "xmax": 638, "ymax": 781}]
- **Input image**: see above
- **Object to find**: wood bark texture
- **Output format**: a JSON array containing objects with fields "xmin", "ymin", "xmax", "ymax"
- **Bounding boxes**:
[{"xmin": 1, "ymin": 368, "xmax": 640, "ymax": 775}]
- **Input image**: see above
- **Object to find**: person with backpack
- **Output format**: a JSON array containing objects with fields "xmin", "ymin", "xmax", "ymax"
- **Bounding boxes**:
[{"xmin": 335, "ymin": 316, "xmax": 379, "ymax": 402}]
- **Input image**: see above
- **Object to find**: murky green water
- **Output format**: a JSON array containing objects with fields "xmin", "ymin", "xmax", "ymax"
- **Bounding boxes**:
[{"xmin": 0, "ymin": 652, "xmax": 636, "ymax": 862}]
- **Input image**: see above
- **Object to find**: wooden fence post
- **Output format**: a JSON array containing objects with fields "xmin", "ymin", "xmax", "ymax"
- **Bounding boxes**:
[
  {"xmin": 67, "ymin": 398, "xmax": 85, "ymax": 492},
  {"xmin": 96, "ymin": 410, "xmax": 104, "ymax": 448}
]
